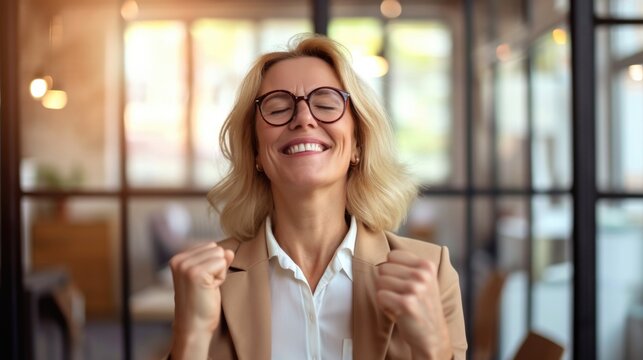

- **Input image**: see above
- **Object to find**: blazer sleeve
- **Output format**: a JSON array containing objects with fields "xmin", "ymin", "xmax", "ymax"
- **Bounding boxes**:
[
  {"xmin": 387, "ymin": 234, "xmax": 468, "ymax": 359},
  {"xmin": 437, "ymin": 246, "xmax": 468, "ymax": 360}
]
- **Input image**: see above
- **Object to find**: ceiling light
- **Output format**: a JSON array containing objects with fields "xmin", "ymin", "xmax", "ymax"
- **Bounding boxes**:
[
  {"xmin": 30, "ymin": 78, "xmax": 49, "ymax": 99},
  {"xmin": 381, "ymin": 0, "xmax": 402, "ymax": 19},
  {"xmin": 121, "ymin": 0, "xmax": 139, "ymax": 21},
  {"xmin": 42, "ymin": 90, "xmax": 68, "ymax": 110},
  {"xmin": 629, "ymin": 64, "xmax": 643, "ymax": 82},
  {"xmin": 552, "ymin": 28, "xmax": 567, "ymax": 45},
  {"xmin": 496, "ymin": 43, "xmax": 512, "ymax": 62}
]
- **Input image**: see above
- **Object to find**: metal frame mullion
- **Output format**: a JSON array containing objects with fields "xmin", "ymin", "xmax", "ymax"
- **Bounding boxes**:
[
  {"xmin": 524, "ymin": 0, "xmax": 535, "ymax": 331},
  {"xmin": 488, "ymin": 0, "xmax": 501, "ymax": 281},
  {"xmin": 598, "ymin": 192, "xmax": 643, "ymax": 199},
  {"xmin": 525, "ymin": 44, "xmax": 534, "ymax": 332},
  {"xmin": 463, "ymin": 0, "xmax": 475, "ymax": 354},
  {"xmin": 22, "ymin": 189, "xmax": 208, "ymax": 198},
  {"xmin": 594, "ymin": 17, "xmax": 643, "ymax": 25},
  {"xmin": 1, "ymin": 0, "xmax": 24, "ymax": 357},
  {"xmin": 118, "ymin": 15, "xmax": 133, "ymax": 360},
  {"xmin": 570, "ymin": 0, "xmax": 597, "ymax": 359},
  {"xmin": 418, "ymin": 188, "xmax": 571, "ymax": 196},
  {"xmin": 312, "ymin": 0, "xmax": 329, "ymax": 35},
  {"xmin": 185, "ymin": 21, "xmax": 196, "ymax": 188}
]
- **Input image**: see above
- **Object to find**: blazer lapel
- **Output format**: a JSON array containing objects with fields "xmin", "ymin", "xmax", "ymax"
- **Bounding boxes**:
[
  {"xmin": 220, "ymin": 225, "xmax": 271, "ymax": 360},
  {"xmin": 352, "ymin": 223, "xmax": 395, "ymax": 360}
]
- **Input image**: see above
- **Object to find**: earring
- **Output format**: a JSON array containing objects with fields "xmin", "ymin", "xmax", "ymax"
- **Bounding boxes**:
[
  {"xmin": 350, "ymin": 157, "xmax": 360, "ymax": 166},
  {"xmin": 256, "ymin": 163, "xmax": 263, "ymax": 172}
]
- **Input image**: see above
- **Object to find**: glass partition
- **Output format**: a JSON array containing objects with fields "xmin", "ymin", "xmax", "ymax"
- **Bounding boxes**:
[
  {"xmin": 399, "ymin": 197, "xmax": 466, "ymax": 270},
  {"xmin": 596, "ymin": 0, "xmax": 643, "ymax": 18},
  {"xmin": 20, "ymin": 2, "xmax": 121, "ymax": 191},
  {"xmin": 531, "ymin": 195, "xmax": 572, "ymax": 359},
  {"xmin": 126, "ymin": 18, "xmax": 311, "ymax": 189},
  {"xmin": 597, "ymin": 200, "xmax": 643, "ymax": 360},
  {"xmin": 531, "ymin": 27, "xmax": 572, "ymax": 191},
  {"xmin": 328, "ymin": 18, "xmax": 384, "ymax": 96},
  {"xmin": 190, "ymin": 19, "xmax": 256, "ymax": 189},
  {"xmin": 473, "ymin": 67, "xmax": 494, "ymax": 189},
  {"xmin": 23, "ymin": 197, "xmax": 123, "ymax": 359},
  {"xmin": 496, "ymin": 197, "xmax": 529, "ymax": 359},
  {"xmin": 388, "ymin": 21, "xmax": 453, "ymax": 185},
  {"xmin": 597, "ymin": 26, "xmax": 643, "ymax": 192},
  {"xmin": 610, "ymin": 66, "xmax": 643, "ymax": 191},
  {"xmin": 128, "ymin": 197, "xmax": 222, "ymax": 359},
  {"xmin": 329, "ymin": 17, "xmax": 453, "ymax": 186},
  {"xmin": 496, "ymin": 57, "xmax": 528, "ymax": 189},
  {"xmin": 125, "ymin": 21, "xmax": 188, "ymax": 188}
]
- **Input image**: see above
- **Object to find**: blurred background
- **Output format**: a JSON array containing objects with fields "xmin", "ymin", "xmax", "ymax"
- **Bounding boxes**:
[{"xmin": 1, "ymin": 0, "xmax": 642, "ymax": 359}]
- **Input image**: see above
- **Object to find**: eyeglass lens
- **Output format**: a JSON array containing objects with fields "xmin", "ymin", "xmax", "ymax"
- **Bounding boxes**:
[{"xmin": 260, "ymin": 88, "xmax": 346, "ymax": 125}]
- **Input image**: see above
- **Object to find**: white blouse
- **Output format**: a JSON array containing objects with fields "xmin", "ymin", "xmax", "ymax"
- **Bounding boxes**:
[{"xmin": 265, "ymin": 216, "xmax": 356, "ymax": 360}]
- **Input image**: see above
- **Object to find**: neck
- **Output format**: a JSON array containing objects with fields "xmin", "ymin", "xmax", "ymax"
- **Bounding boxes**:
[{"xmin": 270, "ymin": 184, "xmax": 350, "ymax": 291}]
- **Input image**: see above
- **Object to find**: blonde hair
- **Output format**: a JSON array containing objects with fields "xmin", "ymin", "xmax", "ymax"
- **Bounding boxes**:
[{"xmin": 208, "ymin": 34, "xmax": 418, "ymax": 240}]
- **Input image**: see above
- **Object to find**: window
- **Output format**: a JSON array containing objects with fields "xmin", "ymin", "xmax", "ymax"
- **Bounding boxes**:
[
  {"xmin": 330, "ymin": 18, "xmax": 453, "ymax": 184},
  {"xmin": 124, "ymin": 19, "xmax": 312, "ymax": 189},
  {"xmin": 596, "ymin": 2, "xmax": 643, "ymax": 355},
  {"xmin": 125, "ymin": 21, "xmax": 188, "ymax": 187}
]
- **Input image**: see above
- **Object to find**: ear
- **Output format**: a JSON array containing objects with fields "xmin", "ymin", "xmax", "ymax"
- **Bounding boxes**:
[
  {"xmin": 255, "ymin": 156, "xmax": 264, "ymax": 173},
  {"xmin": 351, "ymin": 119, "xmax": 361, "ymax": 161},
  {"xmin": 351, "ymin": 143, "xmax": 361, "ymax": 163}
]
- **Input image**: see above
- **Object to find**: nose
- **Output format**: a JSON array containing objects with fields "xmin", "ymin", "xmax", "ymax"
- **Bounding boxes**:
[{"xmin": 288, "ymin": 99, "xmax": 317, "ymax": 130}]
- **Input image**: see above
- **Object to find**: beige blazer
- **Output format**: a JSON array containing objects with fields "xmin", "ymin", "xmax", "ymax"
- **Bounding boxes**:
[{"xmin": 208, "ymin": 221, "xmax": 467, "ymax": 360}]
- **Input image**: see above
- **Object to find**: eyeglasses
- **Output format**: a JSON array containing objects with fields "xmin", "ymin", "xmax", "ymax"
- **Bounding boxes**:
[{"xmin": 255, "ymin": 86, "xmax": 350, "ymax": 126}]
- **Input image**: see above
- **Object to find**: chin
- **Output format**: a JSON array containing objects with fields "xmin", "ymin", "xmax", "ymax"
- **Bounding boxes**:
[{"xmin": 282, "ymin": 175, "xmax": 346, "ymax": 192}]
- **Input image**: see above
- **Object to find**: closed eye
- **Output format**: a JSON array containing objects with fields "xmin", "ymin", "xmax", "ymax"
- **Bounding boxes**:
[
  {"xmin": 314, "ymin": 104, "xmax": 339, "ymax": 110},
  {"xmin": 268, "ymin": 107, "xmax": 292, "ymax": 115}
]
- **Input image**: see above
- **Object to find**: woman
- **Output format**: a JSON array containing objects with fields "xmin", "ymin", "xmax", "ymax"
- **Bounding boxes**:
[{"xmin": 169, "ymin": 34, "xmax": 467, "ymax": 360}]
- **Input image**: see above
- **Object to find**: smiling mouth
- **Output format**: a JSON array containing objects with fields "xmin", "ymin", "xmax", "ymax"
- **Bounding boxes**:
[{"xmin": 283, "ymin": 143, "xmax": 328, "ymax": 155}]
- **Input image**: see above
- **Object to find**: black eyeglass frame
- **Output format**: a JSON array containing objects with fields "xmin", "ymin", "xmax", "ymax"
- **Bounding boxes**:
[{"xmin": 254, "ymin": 86, "xmax": 351, "ymax": 126}]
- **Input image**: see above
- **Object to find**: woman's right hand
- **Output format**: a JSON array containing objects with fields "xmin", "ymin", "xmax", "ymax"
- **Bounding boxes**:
[{"xmin": 169, "ymin": 242, "xmax": 235, "ymax": 359}]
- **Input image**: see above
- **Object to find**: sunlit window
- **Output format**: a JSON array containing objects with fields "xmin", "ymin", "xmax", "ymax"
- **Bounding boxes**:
[
  {"xmin": 330, "ymin": 19, "xmax": 453, "ymax": 184},
  {"xmin": 125, "ymin": 19, "xmax": 311, "ymax": 189},
  {"xmin": 496, "ymin": 57, "xmax": 528, "ymax": 189},
  {"xmin": 597, "ymin": 0, "xmax": 643, "ymax": 18},
  {"xmin": 191, "ymin": 20, "xmax": 256, "ymax": 188},
  {"xmin": 612, "ymin": 26, "xmax": 643, "ymax": 58},
  {"xmin": 388, "ymin": 21, "xmax": 452, "ymax": 184},
  {"xmin": 329, "ymin": 18, "xmax": 385, "ymax": 96},
  {"xmin": 259, "ymin": 19, "xmax": 314, "ymax": 53},
  {"xmin": 532, "ymin": 28, "xmax": 572, "ymax": 190},
  {"xmin": 125, "ymin": 18, "xmax": 452, "ymax": 188},
  {"xmin": 614, "ymin": 67, "xmax": 643, "ymax": 190},
  {"xmin": 125, "ymin": 21, "xmax": 188, "ymax": 187}
]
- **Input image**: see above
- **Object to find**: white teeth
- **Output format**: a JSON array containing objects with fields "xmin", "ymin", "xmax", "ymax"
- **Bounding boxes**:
[{"xmin": 287, "ymin": 143, "xmax": 324, "ymax": 154}]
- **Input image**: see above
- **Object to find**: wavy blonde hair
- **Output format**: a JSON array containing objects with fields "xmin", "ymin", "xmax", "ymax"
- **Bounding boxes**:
[{"xmin": 207, "ymin": 34, "xmax": 418, "ymax": 240}]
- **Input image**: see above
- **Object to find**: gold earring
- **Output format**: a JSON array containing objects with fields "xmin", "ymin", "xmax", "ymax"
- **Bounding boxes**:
[{"xmin": 256, "ymin": 163, "xmax": 263, "ymax": 172}]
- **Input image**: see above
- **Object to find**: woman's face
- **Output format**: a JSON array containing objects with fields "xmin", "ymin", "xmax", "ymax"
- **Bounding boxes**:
[{"xmin": 254, "ymin": 56, "xmax": 358, "ymax": 193}]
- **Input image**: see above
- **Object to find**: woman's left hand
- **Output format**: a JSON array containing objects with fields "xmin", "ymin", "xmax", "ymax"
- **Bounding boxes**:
[{"xmin": 375, "ymin": 250, "xmax": 452, "ymax": 360}]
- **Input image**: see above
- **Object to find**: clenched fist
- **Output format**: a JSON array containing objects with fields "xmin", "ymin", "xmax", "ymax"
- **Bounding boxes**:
[
  {"xmin": 375, "ymin": 250, "xmax": 452, "ymax": 360},
  {"xmin": 169, "ymin": 242, "xmax": 234, "ymax": 359}
]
